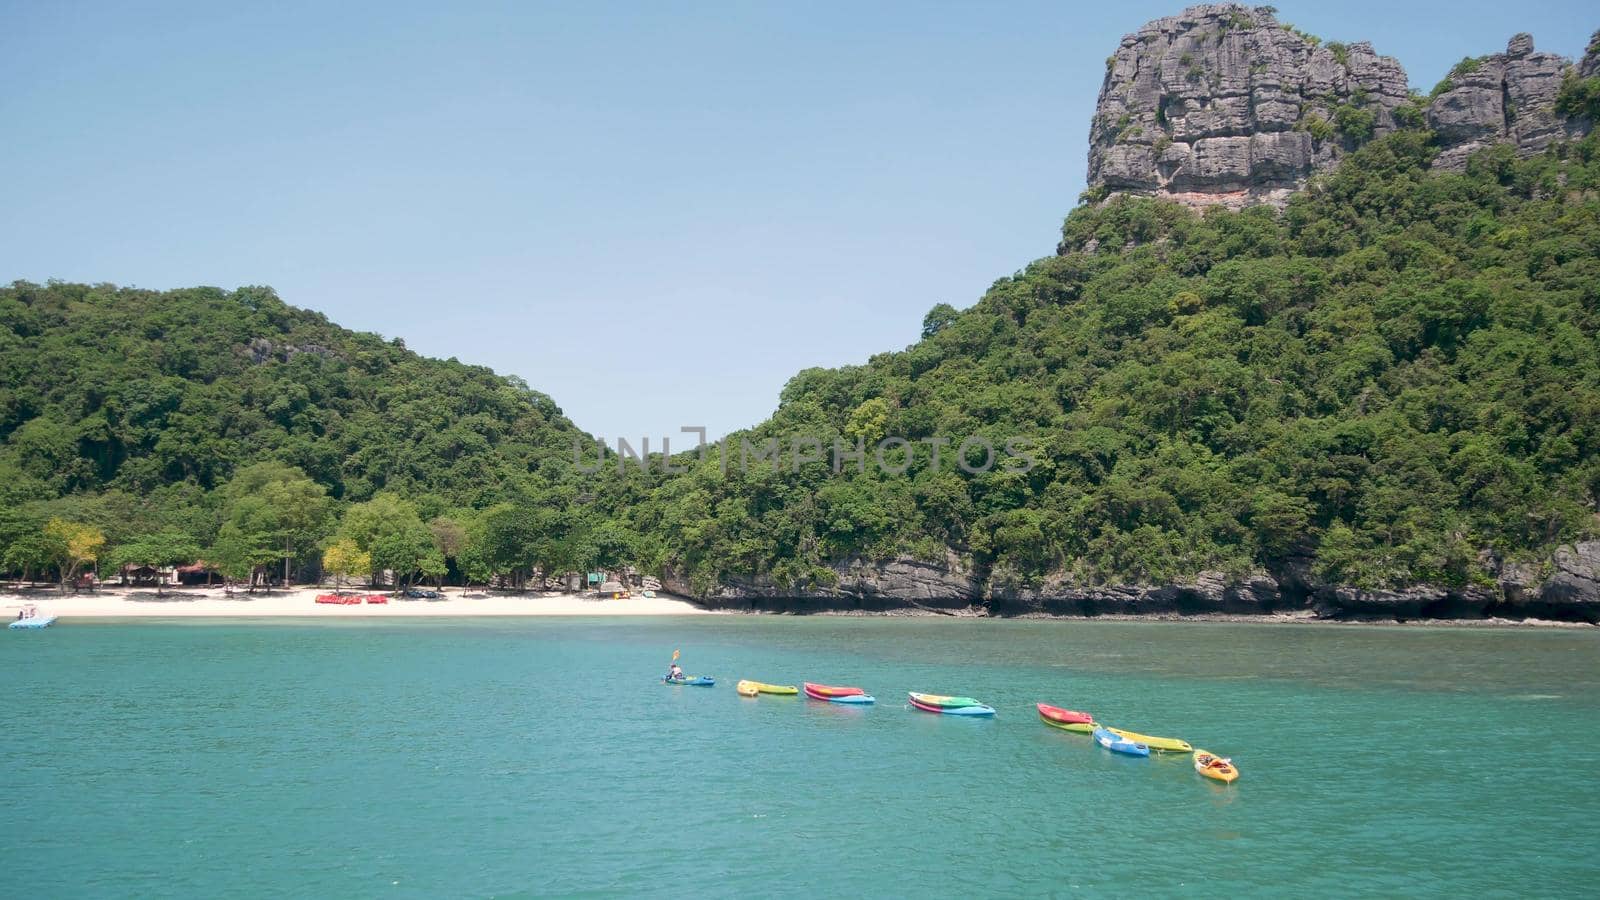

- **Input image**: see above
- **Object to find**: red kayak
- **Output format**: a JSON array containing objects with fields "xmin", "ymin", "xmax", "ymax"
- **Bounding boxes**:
[
  {"xmin": 803, "ymin": 682, "xmax": 864, "ymax": 698},
  {"xmin": 1036, "ymin": 703, "xmax": 1094, "ymax": 725}
]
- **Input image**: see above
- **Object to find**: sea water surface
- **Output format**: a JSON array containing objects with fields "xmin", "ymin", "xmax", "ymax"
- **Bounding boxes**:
[{"xmin": 4, "ymin": 617, "xmax": 1599, "ymax": 897}]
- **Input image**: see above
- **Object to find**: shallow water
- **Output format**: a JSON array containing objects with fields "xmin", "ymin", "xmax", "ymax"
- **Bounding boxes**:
[{"xmin": 4, "ymin": 618, "xmax": 1599, "ymax": 897}]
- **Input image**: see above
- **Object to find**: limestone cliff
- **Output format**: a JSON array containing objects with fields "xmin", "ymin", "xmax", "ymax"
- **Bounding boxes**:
[
  {"xmin": 667, "ymin": 543, "xmax": 1600, "ymax": 624},
  {"xmin": 1425, "ymin": 34, "xmax": 1586, "ymax": 170},
  {"xmin": 1086, "ymin": 5, "xmax": 1597, "ymax": 208},
  {"xmin": 1088, "ymin": 5, "xmax": 1409, "ymax": 208}
]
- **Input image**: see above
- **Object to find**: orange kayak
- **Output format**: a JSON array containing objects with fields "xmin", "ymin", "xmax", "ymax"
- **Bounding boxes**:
[{"xmin": 1193, "ymin": 750, "xmax": 1239, "ymax": 783}]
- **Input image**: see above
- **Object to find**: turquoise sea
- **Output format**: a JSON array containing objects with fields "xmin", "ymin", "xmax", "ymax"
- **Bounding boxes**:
[{"xmin": 4, "ymin": 617, "xmax": 1600, "ymax": 897}]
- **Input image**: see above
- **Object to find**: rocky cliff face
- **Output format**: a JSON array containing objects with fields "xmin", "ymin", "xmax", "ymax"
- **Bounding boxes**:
[
  {"xmin": 1088, "ymin": 5, "xmax": 1409, "ymax": 209},
  {"xmin": 1425, "ymin": 34, "xmax": 1586, "ymax": 170},
  {"xmin": 667, "ymin": 542, "xmax": 1600, "ymax": 623},
  {"xmin": 1087, "ymin": 5, "xmax": 1597, "ymax": 208},
  {"xmin": 661, "ymin": 555, "xmax": 981, "ymax": 614}
]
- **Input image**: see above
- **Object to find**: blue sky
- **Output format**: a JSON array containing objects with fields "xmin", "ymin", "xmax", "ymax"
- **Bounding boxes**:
[{"xmin": 3, "ymin": 1, "xmax": 1594, "ymax": 440}]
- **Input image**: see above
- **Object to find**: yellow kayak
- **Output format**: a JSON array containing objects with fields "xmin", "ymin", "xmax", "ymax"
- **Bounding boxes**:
[
  {"xmin": 1193, "ymin": 750, "xmax": 1239, "ymax": 783},
  {"xmin": 737, "ymin": 680, "xmax": 797, "ymax": 696},
  {"xmin": 1108, "ymin": 727, "xmax": 1192, "ymax": 753}
]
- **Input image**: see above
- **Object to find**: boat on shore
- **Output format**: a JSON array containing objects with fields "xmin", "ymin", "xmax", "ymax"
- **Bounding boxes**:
[
  {"xmin": 908, "ymin": 692, "xmax": 996, "ymax": 716},
  {"xmin": 803, "ymin": 682, "xmax": 875, "ymax": 704},
  {"xmin": 1094, "ymin": 727, "xmax": 1150, "ymax": 757},
  {"xmin": 9, "ymin": 615, "xmax": 56, "ymax": 630},
  {"xmin": 1193, "ymin": 750, "xmax": 1239, "ymax": 783},
  {"xmin": 1036, "ymin": 703, "xmax": 1096, "ymax": 733},
  {"xmin": 1108, "ymin": 727, "xmax": 1192, "ymax": 753}
]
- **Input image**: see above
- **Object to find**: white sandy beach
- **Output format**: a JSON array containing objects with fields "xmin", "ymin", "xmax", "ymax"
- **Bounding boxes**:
[{"xmin": 1, "ymin": 585, "xmax": 709, "ymax": 618}]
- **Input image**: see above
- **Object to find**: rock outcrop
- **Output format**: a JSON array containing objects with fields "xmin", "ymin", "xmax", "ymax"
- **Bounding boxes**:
[
  {"xmin": 1088, "ymin": 5, "xmax": 1409, "ymax": 208},
  {"xmin": 1582, "ymin": 31, "xmax": 1600, "ymax": 80},
  {"xmin": 668, "ymin": 542, "xmax": 1600, "ymax": 623},
  {"xmin": 1086, "ymin": 5, "xmax": 1597, "ymax": 208},
  {"xmin": 662, "ymin": 555, "xmax": 981, "ymax": 613},
  {"xmin": 1533, "ymin": 542, "xmax": 1600, "ymax": 620},
  {"xmin": 1425, "ymin": 34, "xmax": 1584, "ymax": 170}
]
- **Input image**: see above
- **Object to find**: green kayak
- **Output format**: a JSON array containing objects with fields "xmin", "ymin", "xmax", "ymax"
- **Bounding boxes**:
[{"xmin": 908, "ymin": 692, "xmax": 983, "ymax": 708}]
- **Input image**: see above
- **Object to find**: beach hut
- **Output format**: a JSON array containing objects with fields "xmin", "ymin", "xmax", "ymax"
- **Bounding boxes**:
[
  {"xmin": 176, "ymin": 563, "xmax": 223, "ymax": 586},
  {"xmin": 596, "ymin": 580, "xmax": 628, "ymax": 600},
  {"xmin": 120, "ymin": 564, "xmax": 164, "ymax": 586}
]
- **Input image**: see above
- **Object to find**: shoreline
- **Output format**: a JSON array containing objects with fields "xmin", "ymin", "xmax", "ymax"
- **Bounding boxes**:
[
  {"xmin": 1, "ymin": 585, "xmax": 711, "ymax": 618},
  {"xmin": 3, "ymin": 585, "xmax": 1593, "ymax": 627},
  {"xmin": 716, "ymin": 606, "xmax": 1597, "ymax": 628}
]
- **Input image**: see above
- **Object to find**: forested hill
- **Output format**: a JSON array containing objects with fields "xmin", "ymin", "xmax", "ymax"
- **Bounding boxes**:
[
  {"xmin": 626, "ymin": 131, "xmax": 1600, "ymax": 617},
  {"xmin": 0, "ymin": 283, "xmax": 595, "ymax": 576},
  {"xmin": 5, "ymin": 134, "xmax": 1600, "ymax": 619}
]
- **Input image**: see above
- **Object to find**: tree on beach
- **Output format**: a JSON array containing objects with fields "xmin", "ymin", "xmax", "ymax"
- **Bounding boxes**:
[
  {"xmin": 427, "ymin": 515, "xmax": 467, "ymax": 590},
  {"xmin": 106, "ymin": 529, "xmax": 202, "ymax": 597},
  {"xmin": 321, "ymin": 538, "xmax": 370, "ymax": 592},
  {"xmin": 472, "ymin": 503, "xmax": 540, "ymax": 588},
  {"xmin": 42, "ymin": 518, "xmax": 105, "ymax": 591},
  {"xmin": 370, "ymin": 531, "xmax": 443, "ymax": 590},
  {"xmin": 220, "ymin": 462, "xmax": 330, "ymax": 586},
  {"xmin": 209, "ymin": 519, "xmax": 277, "ymax": 592},
  {"xmin": 337, "ymin": 493, "xmax": 437, "ymax": 588},
  {"xmin": 3, "ymin": 528, "xmax": 52, "ymax": 584}
]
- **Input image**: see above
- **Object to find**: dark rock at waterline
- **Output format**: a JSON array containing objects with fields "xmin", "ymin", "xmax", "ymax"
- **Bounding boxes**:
[
  {"xmin": 661, "ymin": 555, "xmax": 980, "ymax": 613},
  {"xmin": 666, "ymin": 541, "xmax": 1600, "ymax": 623},
  {"xmin": 986, "ymin": 569, "xmax": 1289, "ymax": 617},
  {"xmin": 1525, "ymin": 542, "xmax": 1600, "ymax": 621}
]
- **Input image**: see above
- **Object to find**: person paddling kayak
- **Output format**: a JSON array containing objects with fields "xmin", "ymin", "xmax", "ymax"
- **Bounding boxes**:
[{"xmin": 667, "ymin": 662, "xmax": 684, "ymax": 680}]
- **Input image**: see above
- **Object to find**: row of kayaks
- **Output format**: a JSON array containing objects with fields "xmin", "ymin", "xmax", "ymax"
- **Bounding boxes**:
[
  {"xmin": 665, "ymin": 676, "xmax": 1238, "ymax": 782},
  {"xmin": 1038, "ymin": 703, "xmax": 1238, "ymax": 782}
]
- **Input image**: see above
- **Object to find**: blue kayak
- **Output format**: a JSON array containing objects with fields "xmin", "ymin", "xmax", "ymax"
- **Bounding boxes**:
[
  {"xmin": 823, "ymin": 693, "xmax": 876, "ymax": 704},
  {"xmin": 663, "ymin": 676, "xmax": 715, "ymax": 686},
  {"xmin": 1094, "ymin": 727, "xmax": 1150, "ymax": 757},
  {"xmin": 937, "ymin": 703, "xmax": 995, "ymax": 716},
  {"xmin": 8, "ymin": 615, "xmax": 56, "ymax": 630}
]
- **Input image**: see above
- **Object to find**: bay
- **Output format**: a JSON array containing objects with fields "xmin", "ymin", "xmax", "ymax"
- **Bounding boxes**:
[{"xmin": 3, "ymin": 618, "xmax": 1598, "ymax": 897}]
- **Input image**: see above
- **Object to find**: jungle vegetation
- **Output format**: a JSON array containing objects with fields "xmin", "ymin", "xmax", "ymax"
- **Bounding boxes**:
[{"xmin": 3, "ymin": 130, "xmax": 1598, "ymax": 593}]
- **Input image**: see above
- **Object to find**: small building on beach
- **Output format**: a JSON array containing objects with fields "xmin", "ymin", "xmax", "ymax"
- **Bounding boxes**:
[
  {"xmin": 176, "ymin": 563, "xmax": 223, "ymax": 586},
  {"xmin": 119, "ymin": 565, "xmax": 166, "ymax": 587}
]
